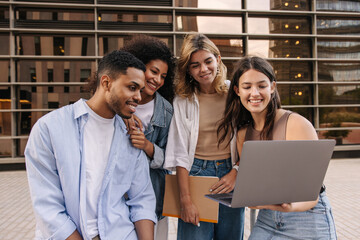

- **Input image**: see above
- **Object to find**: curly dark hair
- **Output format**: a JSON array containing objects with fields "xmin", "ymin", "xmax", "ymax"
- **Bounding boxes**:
[{"xmin": 121, "ymin": 35, "xmax": 176, "ymax": 103}]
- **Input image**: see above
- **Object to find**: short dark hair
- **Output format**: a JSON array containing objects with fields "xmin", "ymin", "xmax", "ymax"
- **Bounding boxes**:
[
  {"xmin": 86, "ymin": 50, "xmax": 146, "ymax": 93},
  {"xmin": 121, "ymin": 35, "xmax": 175, "ymax": 103}
]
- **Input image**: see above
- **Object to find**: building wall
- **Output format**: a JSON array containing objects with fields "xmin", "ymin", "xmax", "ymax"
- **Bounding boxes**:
[{"xmin": 0, "ymin": 0, "xmax": 359, "ymax": 163}]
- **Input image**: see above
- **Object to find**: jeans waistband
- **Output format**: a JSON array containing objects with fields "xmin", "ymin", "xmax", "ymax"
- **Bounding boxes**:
[{"xmin": 193, "ymin": 157, "xmax": 232, "ymax": 169}]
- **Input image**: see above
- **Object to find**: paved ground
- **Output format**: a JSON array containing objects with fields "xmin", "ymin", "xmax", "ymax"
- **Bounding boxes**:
[{"xmin": 0, "ymin": 159, "xmax": 359, "ymax": 240}]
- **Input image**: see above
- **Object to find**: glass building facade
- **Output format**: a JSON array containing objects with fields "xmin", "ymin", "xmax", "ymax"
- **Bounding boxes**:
[{"xmin": 0, "ymin": 0, "xmax": 359, "ymax": 163}]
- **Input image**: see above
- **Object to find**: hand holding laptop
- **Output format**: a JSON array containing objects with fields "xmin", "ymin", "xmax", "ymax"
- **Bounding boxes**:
[{"xmin": 249, "ymin": 195, "xmax": 320, "ymax": 212}]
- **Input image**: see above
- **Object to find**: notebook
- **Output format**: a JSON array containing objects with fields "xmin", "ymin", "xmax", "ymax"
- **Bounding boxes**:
[
  {"xmin": 163, "ymin": 174, "xmax": 219, "ymax": 223},
  {"xmin": 205, "ymin": 139, "xmax": 336, "ymax": 208}
]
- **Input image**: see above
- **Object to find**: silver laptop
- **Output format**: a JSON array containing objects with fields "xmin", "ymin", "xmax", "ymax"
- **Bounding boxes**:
[{"xmin": 205, "ymin": 139, "xmax": 336, "ymax": 208}]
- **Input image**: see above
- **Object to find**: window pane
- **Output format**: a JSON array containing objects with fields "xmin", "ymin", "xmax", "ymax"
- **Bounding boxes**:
[
  {"xmin": 0, "ymin": 112, "xmax": 11, "ymax": 136},
  {"xmin": 0, "ymin": 87, "xmax": 10, "ymax": 108},
  {"xmin": 16, "ymin": 35, "xmax": 95, "ymax": 56},
  {"xmin": 16, "ymin": 61, "xmax": 96, "ymax": 83},
  {"xmin": 99, "ymin": 35, "xmax": 173, "ymax": 56},
  {"xmin": 247, "ymin": 0, "xmax": 310, "ymax": 11},
  {"xmin": 248, "ymin": 39, "xmax": 311, "ymax": 58},
  {"xmin": 317, "ymin": 0, "xmax": 360, "ymax": 13},
  {"xmin": 16, "ymin": 111, "xmax": 50, "ymax": 135},
  {"xmin": 18, "ymin": 85, "xmax": 91, "ymax": 110},
  {"xmin": 0, "ymin": 7, "xmax": 9, "ymax": 28},
  {"xmin": 283, "ymin": 107, "xmax": 314, "ymax": 124},
  {"xmin": 176, "ymin": 0, "xmax": 242, "ymax": 9},
  {"xmin": 0, "ymin": 61, "xmax": 10, "ymax": 82},
  {"xmin": 317, "ymin": 40, "xmax": 360, "ymax": 59},
  {"xmin": 15, "ymin": 8, "xmax": 94, "ymax": 30},
  {"xmin": 98, "ymin": 12, "xmax": 172, "ymax": 31},
  {"xmin": 175, "ymin": 36, "xmax": 243, "ymax": 57},
  {"xmin": 318, "ymin": 62, "xmax": 360, "ymax": 82},
  {"xmin": 319, "ymin": 107, "xmax": 360, "ymax": 145},
  {"xmin": 0, "ymin": 34, "xmax": 9, "ymax": 55},
  {"xmin": 248, "ymin": 17, "xmax": 311, "ymax": 34},
  {"xmin": 318, "ymin": 129, "xmax": 360, "ymax": 145},
  {"xmin": 0, "ymin": 139, "xmax": 12, "ymax": 157},
  {"xmin": 317, "ymin": 17, "xmax": 360, "ymax": 35},
  {"xmin": 319, "ymin": 84, "xmax": 360, "ymax": 105},
  {"xmin": 319, "ymin": 107, "xmax": 360, "ymax": 125},
  {"xmin": 176, "ymin": 15, "xmax": 242, "ymax": 34},
  {"xmin": 269, "ymin": 61, "xmax": 313, "ymax": 81},
  {"xmin": 278, "ymin": 84, "xmax": 313, "ymax": 105}
]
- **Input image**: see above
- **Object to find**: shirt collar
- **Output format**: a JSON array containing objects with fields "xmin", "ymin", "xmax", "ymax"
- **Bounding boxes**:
[{"xmin": 73, "ymin": 98, "xmax": 127, "ymax": 133}]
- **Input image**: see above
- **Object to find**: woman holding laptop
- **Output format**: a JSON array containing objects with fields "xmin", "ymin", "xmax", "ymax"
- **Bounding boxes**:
[{"xmin": 218, "ymin": 56, "xmax": 337, "ymax": 239}]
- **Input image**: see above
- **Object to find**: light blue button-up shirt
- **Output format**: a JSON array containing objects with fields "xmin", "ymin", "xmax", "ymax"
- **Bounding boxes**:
[{"xmin": 25, "ymin": 99, "xmax": 156, "ymax": 240}]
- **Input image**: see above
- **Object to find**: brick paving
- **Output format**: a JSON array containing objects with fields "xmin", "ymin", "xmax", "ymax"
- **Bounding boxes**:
[{"xmin": 0, "ymin": 158, "xmax": 359, "ymax": 240}]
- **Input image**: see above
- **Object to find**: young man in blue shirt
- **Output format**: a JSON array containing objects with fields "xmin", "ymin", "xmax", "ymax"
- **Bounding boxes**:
[{"xmin": 25, "ymin": 50, "xmax": 156, "ymax": 240}]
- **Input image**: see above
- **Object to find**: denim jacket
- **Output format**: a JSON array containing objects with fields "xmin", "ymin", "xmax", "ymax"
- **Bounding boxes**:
[{"xmin": 144, "ymin": 92, "xmax": 173, "ymax": 219}]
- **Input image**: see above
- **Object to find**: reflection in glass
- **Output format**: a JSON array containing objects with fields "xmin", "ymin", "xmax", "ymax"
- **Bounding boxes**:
[
  {"xmin": 269, "ymin": 61, "xmax": 312, "ymax": 81},
  {"xmin": 0, "ymin": 112, "xmax": 11, "ymax": 136},
  {"xmin": 247, "ymin": 0, "xmax": 310, "ymax": 11},
  {"xmin": 249, "ymin": 17, "xmax": 310, "ymax": 34},
  {"xmin": 278, "ymin": 84, "xmax": 313, "ymax": 105},
  {"xmin": 176, "ymin": 15, "xmax": 242, "ymax": 34},
  {"xmin": 283, "ymin": 107, "xmax": 314, "ymax": 124},
  {"xmin": 318, "ymin": 62, "xmax": 360, "ymax": 82},
  {"xmin": 99, "ymin": 35, "xmax": 172, "ymax": 56},
  {"xmin": 176, "ymin": 36, "xmax": 243, "ymax": 57},
  {"xmin": 18, "ymin": 85, "xmax": 90, "ymax": 113},
  {"xmin": 98, "ymin": 12, "xmax": 172, "ymax": 31},
  {"xmin": 15, "ymin": 8, "xmax": 94, "ymax": 29},
  {"xmin": 16, "ymin": 61, "xmax": 96, "ymax": 83},
  {"xmin": 319, "ymin": 107, "xmax": 360, "ymax": 145},
  {"xmin": 176, "ymin": 0, "xmax": 242, "ymax": 9},
  {"xmin": 0, "ymin": 139, "xmax": 12, "ymax": 157},
  {"xmin": 0, "ymin": 61, "xmax": 9, "ymax": 82},
  {"xmin": 317, "ymin": 18, "xmax": 360, "ymax": 35},
  {"xmin": 0, "ymin": 88, "xmax": 10, "ymax": 109},
  {"xmin": 318, "ymin": 129, "xmax": 360, "ymax": 145},
  {"xmin": 319, "ymin": 85, "xmax": 360, "ymax": 105},
  {"xmin": 16, "ymin": 35, "xmax": 95, "ymax": 56},
  {"xmin": 98, "ymin": 0, "xmax": 170, "ymax": 6},
  {"xmin": 317, "ymin": 0, "xmax": 360, "ymax": 12},
  {"xmin": 318, "ymin": 41, "xmax": 360, "ymax": 59},
  {"xmin": 249, "ymin": 39, "xmax": 311, "ymax": 58}
]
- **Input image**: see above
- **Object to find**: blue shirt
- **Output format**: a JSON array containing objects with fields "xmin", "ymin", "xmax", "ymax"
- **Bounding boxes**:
[{"xmin": 25, "ymin": 99, "xmax": 156, "ymax": 240}]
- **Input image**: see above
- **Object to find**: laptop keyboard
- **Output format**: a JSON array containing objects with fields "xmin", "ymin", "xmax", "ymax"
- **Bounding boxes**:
[{"xmin": 209, "ymin": 192, "xmax": 233, "ymax": 201}]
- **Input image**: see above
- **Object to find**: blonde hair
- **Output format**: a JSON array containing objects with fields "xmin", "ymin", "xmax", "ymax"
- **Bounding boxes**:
[{"xmin": 175, "ymin": 34, "xmax": 228, "ymax": 99}]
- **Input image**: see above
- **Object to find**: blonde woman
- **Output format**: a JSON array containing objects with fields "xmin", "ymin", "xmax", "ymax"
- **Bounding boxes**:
[{"xmin": 164, "ymin": 34, "xmax": 245, "ymax": 240}]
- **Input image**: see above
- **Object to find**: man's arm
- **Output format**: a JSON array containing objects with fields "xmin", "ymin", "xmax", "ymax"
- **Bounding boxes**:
[
  {"xmin": 126, "ymin": 150, "xmax": 157, "ymax": 229},
  {"xmin": 25, "ymin": 120, "xmax": 77, "ymax": 239},
  {"xmin": 134, "ymin": 220, "xmax": 154, "ymax": 240},
  {"xmin": 66, "ymin": 230, "xmax": 83, "ymax": 240}
]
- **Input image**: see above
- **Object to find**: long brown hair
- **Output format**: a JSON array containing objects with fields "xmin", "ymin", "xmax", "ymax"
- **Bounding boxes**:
[
  {"xmin": 175, "ymin": 34, "xmax": 227, "ymax": 99},
  {"xmin": 218, "ymin": 56, "xmax": 281, "ymax": 145}
]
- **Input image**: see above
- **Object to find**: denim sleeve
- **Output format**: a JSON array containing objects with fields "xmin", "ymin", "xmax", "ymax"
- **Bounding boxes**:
[
  {"xmin": 127, "ymin": 150, "xmax": 157, "ymax": 224},
  {"xmin": 25, "ymin": 121, "xmax": 77, "ymax": 240},
  {"xmin": 149, "ymin": 143, "xmax": 165, "ymax": 169}
]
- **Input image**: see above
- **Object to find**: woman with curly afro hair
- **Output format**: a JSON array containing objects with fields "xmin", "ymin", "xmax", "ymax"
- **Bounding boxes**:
[{"xmin": 121, "ymin": 34, "xmax": 176, "ymax": 240}]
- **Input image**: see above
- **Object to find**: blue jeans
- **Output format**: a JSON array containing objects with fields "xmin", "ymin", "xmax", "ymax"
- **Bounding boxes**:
[
  {"xmin": 249, "ymin": 191, "xmax": 337, "ymax": 240},
  {"xmin": 177, "ymin": 158, "xmax": 245, "ymax": 240}
]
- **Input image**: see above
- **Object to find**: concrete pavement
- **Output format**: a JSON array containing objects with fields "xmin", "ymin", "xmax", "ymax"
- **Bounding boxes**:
[{"xmin": 0, "ymin": 159, "xmax": 359, "ymax": 239}]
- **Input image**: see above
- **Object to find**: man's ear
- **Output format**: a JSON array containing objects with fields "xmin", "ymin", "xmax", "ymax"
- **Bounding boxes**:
[{"xmin": 100, "ymin": 75, "xmax": 111, "ymax": 91}]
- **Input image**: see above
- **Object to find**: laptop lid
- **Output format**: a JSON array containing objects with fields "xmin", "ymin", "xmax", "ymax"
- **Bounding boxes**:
[{"xmin": 206, "ymin": 139, "xmax": 335, "ymax": 208}]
